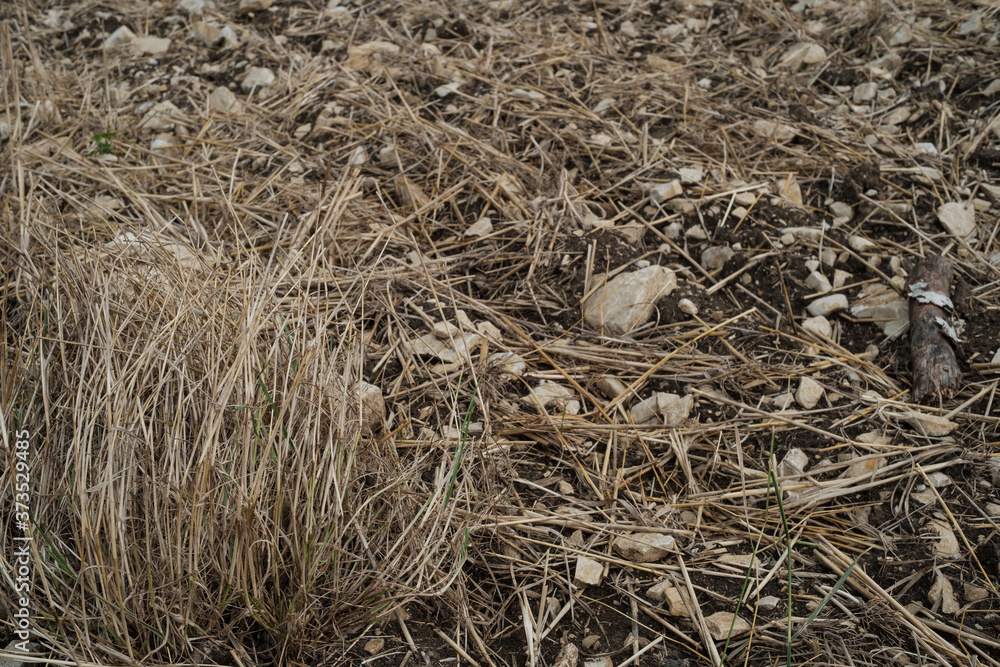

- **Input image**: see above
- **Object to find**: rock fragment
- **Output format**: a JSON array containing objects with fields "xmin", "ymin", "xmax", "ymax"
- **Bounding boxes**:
[
  {"xmin": 241, "ymin": 67, "xmax": 276, "ymax": 92},
  {"xmin": 102, "ymin": 25, "xmax": 136, "ymax": 49},
  {"xmin": 208, "ymin": 86, "xmax": 242, "ymax": 113},
  {"xmin": 582, "ymin": 266, "xmax": 677, "ymax": 335},
  {"xmin": 801, "ymin": 315, "xmax": 832, "ymax": 338},
  {"xmin": 613, "ymin": 533, "xmax": 675, "ymax": 563},
  {"xmin": 649, "ymin": 180, "xmax": 683, "ymax": 205},
  {"xmin": 752, "ymin": 119, "xmax": 795, "ymax": 142},
  {"xmin": 704, "ymin": 612, "xmax": 751, "ymax": 640},
  {"xmin": 806, "ymin": 294, "xmax": 848, "ymax": 317},
  {"xmin": 796, "ymin": 377, "xmax": 824, "ymax": 409},
  {"xmin": 701, "ymin": 246, "xmax": 734, "ymax": 271},
  {"xmin": 574, "ymin": 556, "xmax": 603, "ymax": 587},
  {"xmin": 936, "ymin": 202, "xmax": 977, "ymax": 238}
]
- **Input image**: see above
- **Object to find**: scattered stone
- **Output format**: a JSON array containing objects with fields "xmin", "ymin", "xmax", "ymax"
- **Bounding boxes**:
[
  {"xmin": 241, "ymin": 66, "xmax": 276, "ymax": 92},
  {"xmin": 704, "ymin": 612, "xmax": 751, "ymax": 641},
  {"xmin": 752, "ymin": 119, "xmax": 795, "ymax": 142},
  {"xmin": 915, "ymin": 166, "xmax": 942, "ymax": 183},
  {"xmin": 218, "ymin": 25, "xmax": 239, "ymax": 48},
  {"xmin": 883, "ymin": 106, "xmax": 911, "ymax": 128},
  {"xmin": 853, "ymin": 82, "xmax": 878, "ymax": 103},
  {"xmin": 887, "ymin": 23, "xmax": 912, "ymax": 46},
  {"xmin": 558, "ymin": 480, "xmax": 574, "ymax": 495},
  {"xmin": 777, "ymin": 175, "xmax": 803, "ymax": 207},
  {"xmin": 685, "ymin": 225, "xmax": 708, "ymax": 240},
  {"xmin": 619, "ymin": 20, "xmax": 638, "ymax": 38},
  {"xmin": 179, "ymin": 0, "xmax": 215, "ymax": 12},
  {"xmin": 393, "ymin": 175, "xmax": 430, "ymax": 209},
  {"xmin": 631, "ymin": 395, "xmax": 660, "ymax": 424},
  {"xmin": 804, "ymin": 271, "xmax": 832, "ymax": 294},
  {"xmin": 582, "ymin": 265, "xmax": 677, "ymax": 335},
  {"xmin": 758, "ymin": 596, "xmax": 780, "ymax": 611},
  {"xmin": 488, "ymin": 352, "xmax": 526, "ymax": 377},
  {"xmin": 363, "ymin": 637, "xmax": 385, "ymax": 655},
  {"xmin": 575, "ymin": 556, "xmax": 604, "ymax": 587},
  {"xmin": 239, "ymin": 0, "xmax": 274, "ymax": 12},
  {"xmin": 647, "ymin": 581, "xmax": 671, "ymax": 602},
  {"xmin": 138, "ymin": 101, "xmax": 183, "ymax": 131},
  {"xmin": 660, "ymin": 393, "xmax": 694, "ymax": 425},
  {"xmin": 936, "ymin": 202, "xmax": 977, "ymax": 238},
  {"xmin": 208, "ymin": 86, "xmax": 241, "ymax": 113},
  {"xmin": 649, "ymin": 180, "xmax": 683, "ymax": 205},
  {"xmin": 927, "ymin": 519, "xmax": 962, "ymax": 559},
  {"xmin": 614, "ymin": 533, "xmax": 676, "ymax": 563},
  {"xmin": 734, "ymin": 191, "xmax": 757, "ymax": 207},
  {"xmin": 782, "ymin": 225, "xmax": 827, "ymax": 243},
  {"xmin": 648, "ymin": 584, "xmax": 687, "ymax": 616},
  {"xmin": 102, "ymin": 25, "xmax": 136, "ymax": 49},
  {"xmin": 849, "ymin": 235, "xmax": 876, "ymax": 252},
  {"xmin": 927, "ymin": 472, "xmax": 952, "ymax": 488},
  {"xmin": 583, "ymin": 658, "xmax": 612, "ymax": 667},
  {"xmin": 581, "ymin": 635, "xmax": 600, "ymax": 650},
  {"xmin": 779, "ymin": 448, "xmax": 810, "ymax": 478},
  {"xmin": 344, "ymin": 41, "xmax": 400, "ymax": 72},
  {"xmin": 964, "ymin": 582, "xmax": 989, "ymax": 603},
  {"xmin": 796, "ymin": 377, "xmax": 824, "ymax": 409},
  {"xmin": 553, "ymin": 643, "xmax": 580, "ymax": 667},
  {"xmin": 771, "ymin": 392, "xmax": 795, "ymax": 410},
  {"xmin": 801, "ymin": 315, "xmax": 832, "ymax": 338},
  {"xmin": 528, "ymin": 381, "xmax": 577, "ymax": 412},
  {"xmin": 150, "ymin": 133, "xmax": 177, "ymax": 157},
  {"xmin": 833, "ymin": 270, "xmax": 852, "ymax": 289},
  {"xmin": 981, "ymin": 183, "xmax": 1000, "ymax": 203},
  {"xmin": 596, "ymin": 376, "xmax": 627, "ymax": 399},
  {"xmin": 465, "ymin": 217, "xmax": 493, "ymax": 237},
  {"xmin": 701, "ymin": 246, "xmax": 734, "ymax": 271},
  {"xmin": 958, "ymin": 13, "xmax": 981, "ymax": 35},
  {"xmin": 915, "ymin": 142, "xmax": 938, "ymax": 156},
  {"xmin": 730, "ymin": 205, "xmax": 748, "ymax": 220},
  {"xmin": 829, "ymin": 201, "xmax": 853, "ymax": 224},
  {"xmin": 349, "ymin": 147, "xmax": 367, "ymax": 165},
  {"xmin": 845, "ymin": 454, "xmax": 885, "ymax": 479},
  {"xmin": 133, "ymin": 36, "xmax": 171, "ymax": 54},
  {"xmin": 678, "ymin": 167, "xmax": 703, "ymax": 184},
  {"xmin": 928, "ymin": 573, "xmax": 960, "ymax": 614},
  {"xmin": 779, "ymin": 42, "xmax": 826, "ymax": 69},
  {"xmin": 434, "ymin": 81, "xmax": 462, "ymax": 98},
  {"xmin": 806, "ymin": 294, "xmax": 848, "ymax": 317},
  {"xmin": 905, "ymin": 411, "xmax": 956, "ymax": 436},
  {"xmin": 850, "ymin": 284, "xmax": 908, "ymax": 322},
  {"xmin": 192, "ymin": 20, "xmax": 221, "ymax": 46},
  {"xmin": 678, "ymin": 298, "xmax": 698, "ymax": 316}
]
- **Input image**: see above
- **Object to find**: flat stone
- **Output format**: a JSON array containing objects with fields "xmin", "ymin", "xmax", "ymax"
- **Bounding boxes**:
[
  {"xmin": 801, "ymin": 315, "xmax": 832, "ymax": 338},
  {"xmin": 796, "ymin": 377, "xmax": 824, "ymax": 409},
  {"xmin": 575, "ymin": 556, "xmax": 604, "ymax": 587},
  {"xmin": 102, "ymin": 25, "xmax": 136, "ymax": 49},
  {"xmin": 582, "ymin": 266, "xmax": 677, "ymax": 335},
  {"xmin": 833, "ymin": 270, "xmax": 851, "ymax": 289},
  {"xmin": 208, "ymin": 86, "xmax": 241, "ymax": 113},
  {"xmin": 782, "ymin": 225, "xmax": 827, "ymax": 243},
  {"xmin": 138, "ymin": 101, "xmax": 183, "ymax": 131},
  {"xmin": 179, "ymin": 0, "xmax": 215, "ymax": 12},
  {"xmin": 363, "ymin": 637, "xmax": 385, "ymax": 655},
  {"xmin": 964, "ymin": 582, "xmax": 989, "ymax": 603},
  {"xmin": 678, "ymin": 298, "xmax": 698, "ymax": 315},
  {"xmin": 647, "ymin": 584, "xmax": 687, "ymax": 616},
  {"xmin": 806, "ymin": 294, "xmax": 848, "ymax": 317},
  {"xmin": 779, "ymin": 42, "xmax": 826, "ymax": 69},
  {"xmin": 241, "ymin": 66, "xmax": 276, "ymax": 92},
  {"xmin": 192, "ymin": 20, "xmax": 221, "ymax": 46},
  {"xmin": 805, "ymin": 271, "xmax": 832, "ymax": 293},
  {"xmin": 678, "ymin": 167, "xmax": 703, "ymax": 184},
  {"xmin": 133, "ymin": 36, "xmax": 171, "ymax": 54},
  {"xmin": 850, "ymin": 285, "xmax": 908, "ymax": 323},
  {"xmin": 779, "ymin": 448, "xmax": 810, "ymax": 478},
  {"xmin": 758, "ymin": 596, "xmax": 780, "ymax": 611},
  {"xmin": 853, "ymin": 82, "xmax": 878, "ymax": 103},
  {"xmin": 849, "ymin": 235, "xmax": 876, "ymax": 252},
  {"xmin": 393, "ymin": 175, "xmax": 430, "ymax": 208},
  {"xmin": 845, "ymin": 455, "xmax": 885, "ymax": 479},
  {"xmin": 701, "ymin": 246, "xmax": 734, "ymax": 271},
  {"xmin": 553, "ymin": 643, "xmax": 580, "ymax": 667},
  {"xmin": 906, "ymin": 412, "xmax": 956, "ymax": 436},
  {"xmin": 927, "ymin": 519, "xmax": 961, "ymax": 559},
  {"xmin": 239, "ymin": 0, "xmax": 274, "ymax": 11},
  {"xmin": 465, "ymin": 218, "xmax": 493, "ymax": 237},
  {"xmin": 528, "ymin": 382, "xmax": 576, "ymax": 411},
  {"xmin": 357, "ymin": 381, "xmax": 384, "ymax": 434},
  {"xmin": 887, "ymin": 23, "xmax": 912, "ymax": 45},
  {"xmin": 936, "ymin": 202, "xmax": 977, "ymax": 238},
  {"xmin": 752, "ymin": 119, "xmax": 795, "ymax": 142},
  {"xmin": 343, "ymin": 40, "xmax": 400, "ymax": 72},
  {"xmin": 614, "ymin": 533, "xmax": 676, "ymax": 563},
  {"xmin": 778, "ymin": 175, "xmax": 803, "ymax": 207},
  {"xmin": 488, "ymin": 352, "xmax": 526, "ymax": 376},
  {"xmin": 704, "ymin": 612, "xmax": 751, "ymax": 640},
  {"xmin": 649, "ymin": 180, "xmax": 683, "ymax": 205},
  {"xmin": 596, "ymin": 376, "xmax": 628, "ymax": 399}
]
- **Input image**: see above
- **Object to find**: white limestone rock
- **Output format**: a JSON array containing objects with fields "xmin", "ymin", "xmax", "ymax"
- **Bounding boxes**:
[
  {"xmin": 796, "ymin": 377, "xmax": 824, "ymax": 409},
  {"xmin": 574, "ymin": 556, "xmax": 603, "ymax": 587},
  {"xmin": 613, "ymin": 533, "xmax": 675, "ymax": 563},
  {"xmin": 102, "ymin": 25, "xmax": 136, "ymax": 49},
  {"xmin": 936, "ymin": 202, "xmax": 977, "ymax": 238},
  {"xmin": 241, "ymin": 66, "xmax": 276, "ymax": 92},
  {"xmin": 806, "ymin": 294, "xmax": 848, "ymax": 317},
  {"xmin": 582, "ymin": 266, "xmax": 677, "ymax": 335},
  {"xmin": 705, "ymin": 612, "xmax": 751, "ymax": 640}
]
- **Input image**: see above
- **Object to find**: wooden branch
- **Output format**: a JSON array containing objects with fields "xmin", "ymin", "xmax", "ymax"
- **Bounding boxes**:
[{"xmin": 908, "ymin": 255, "xmax": 962, "ymax": 404}]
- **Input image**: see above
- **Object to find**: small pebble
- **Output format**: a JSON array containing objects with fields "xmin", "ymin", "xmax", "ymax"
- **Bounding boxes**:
[{"xmin": 678, "ymin": 298, "xmax": 698, "ymax": 315}]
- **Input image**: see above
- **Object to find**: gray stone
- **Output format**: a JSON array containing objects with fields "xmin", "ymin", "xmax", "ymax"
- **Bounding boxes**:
[
  {"xmin": 575, "ymin": 556, "xmax": 603, "ymax": 587},
  {"xmin": 806, "ymin": 294, "xmax": 848, "ymax": 317},
  {"xmin": 582, "ymin": 266, "xmax": 677, "ymax": 334},
  {"xmin": 936, "ymin": 202, "xmax": 977, "ymax": 238},
  {"xmin": 241, "ymin": 66, "xmax": 276, "ymax": 92},
  {"xmin": 801, "ymin": 315, "xmax": 832, "ymax": 338},
  {"xmin": 705, "ymin": 612, "xmax": 751, "ymax": 640},
  {"xmin": 804, "ymin": 271, "xmax": 832, "ymax": 293},
  {"xmin": 208, "ymin": 86, "xmax": 241, "ymax": 113},
  {"xmin": 102, "ymin": 25, "xmax": 136, "ymax": 49},
  {"xmin": 701, "ymin": 246, "xmax": 734, "ymax": 271},
  {"xmin": 649, "ymin": 180, "xmax": 683, "ymax": 205},
  {"xmin": 795, "ymin": 377, "xmax": 824, "ymax": 409},
  {"xmin": 614, "ymin": 533, "xmax": 675, "ymax": 563}
]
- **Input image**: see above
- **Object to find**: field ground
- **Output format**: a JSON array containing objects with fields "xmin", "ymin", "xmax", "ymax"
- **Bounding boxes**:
[{"xmin": 2, "ymin": 0, "xmax": 1000, "ymax": 665}]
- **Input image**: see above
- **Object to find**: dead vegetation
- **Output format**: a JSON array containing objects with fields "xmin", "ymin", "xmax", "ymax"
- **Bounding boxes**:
[{"xmin": 1, "ymin": 0, "xmax": 999, "ymax": 665}]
